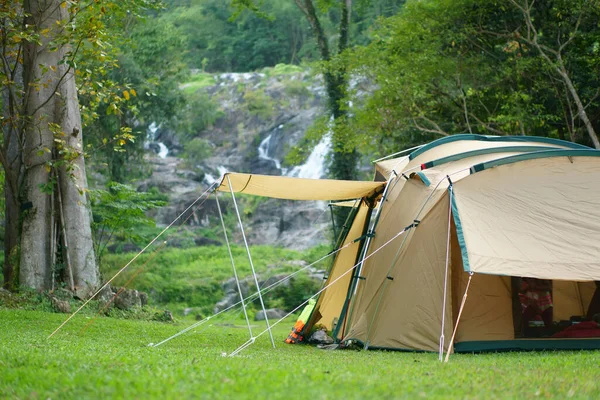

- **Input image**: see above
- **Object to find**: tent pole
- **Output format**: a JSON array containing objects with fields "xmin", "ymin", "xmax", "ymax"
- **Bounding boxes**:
[
  {"xmin": 351, "ymin": 176, "xmax": 394, "ymax": 296},
  {"xmin": 215, "ymin": 191, "xmax": 254, "ymax": 341},
  {"xmin": 444, "ymin": 272, "xmax": 473, "ymax": 362},
  {"xmin": 342, "ymin": 175, "xmax": 396, "ymax": 336},
  {"xmin": 439, "ymin": 185, "xmax": 453, "ymax": 361},
  {"xmin": 226, "ymin": 175, "xmax": 276, "ymax": 348},
  {"xmin": 371, "ymin": 144, "xmax": 425, "ymax": 163}
]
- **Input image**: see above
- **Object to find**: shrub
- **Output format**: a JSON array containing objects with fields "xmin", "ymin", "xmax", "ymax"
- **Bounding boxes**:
[{"xmin": 183, "ymin": 138, "xmax": 213, "ymax": 163}]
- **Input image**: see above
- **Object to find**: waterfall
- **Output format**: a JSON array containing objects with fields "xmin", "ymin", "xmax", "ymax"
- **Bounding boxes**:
[
  {"xmin": 157, "ymin": 142, "xmax": 169, "ymax": 158},
  {"xmin": 257, "ymin": 134, "xmax": 282, "ymax": 170},
  {"xmin": 287, "ymin": 135, "xmax": 331, "ymax": 179},
  {"xmin": 203, "ymin": 165, "xmax": 228, "ymax": 185},
  {"xmin": 146, "ymin": 122, "xmax": 169, "ymax": 159}
]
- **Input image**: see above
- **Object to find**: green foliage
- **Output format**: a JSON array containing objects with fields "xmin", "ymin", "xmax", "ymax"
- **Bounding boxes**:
[
  {"xmin": 80, "ymin": 4, "xmax": 189, "ymax": 183},
  {"xmin": 183, "ymin": 138, "xmax": 213, "ymax": 163},
  {"xmin": 90, "ymin": 183, "xmax": 168, "ymax": 264},
  {"xmin": 262, "ymin": 63, "xmax": 305, "ymax": 76},
  {"xmin": 243, "ymin": 88, "xmax": 275, "ymax": 120},
  {"xmin": 178, "ymin": 90, "xmax": 224, "ymax": 139},
  {"xmin": 164, "ymin": 0, "xmax": 314, "ymax": 71},
  {"xmin": 266, "ymin": 273, "xmax": 321, "ymax": 311},
  {"xmin": 344, "ymin": 0, "xmax": 600, "ymax": 156},
  {"xmin": 181, "ymin": 72, "xmax": 216, "ymax": 94},
  {"xmin": 2, "ymin": 309, "xmax": 600, "ymax": 398},
  {"xmin": 100, "ymin": 244, "xmax": 329, "ymax": 315}
]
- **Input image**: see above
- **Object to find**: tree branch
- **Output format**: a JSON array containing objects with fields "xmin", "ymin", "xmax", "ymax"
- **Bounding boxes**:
[{"xmin": 412, "ymin": 115, "xmax": 449, "ymax": 137}]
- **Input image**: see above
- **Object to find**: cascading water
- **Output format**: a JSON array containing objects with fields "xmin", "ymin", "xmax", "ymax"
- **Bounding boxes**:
[
  {"xmin": 157, "ymin": 143, "xmax": 169, "ymax": 158},
  {"xmin": 257, "ymin": 134, "xmax": 282, "ymax": 170},
  {"xmin": 287, "ymin": 134, "xmax": 331, "ymax": 179},
  {"xmin": 146, "ymin": 122, "xmax": 169, "ymax": 159},
  {"xmin": 203, "ymin": 165, "xmax": 228, "ymax": 185}
]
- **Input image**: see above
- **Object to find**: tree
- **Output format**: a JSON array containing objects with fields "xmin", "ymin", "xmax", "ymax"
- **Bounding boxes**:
[
  {"xmin": 0, "ymin": 0, "xmax": 159, "ymax": 295},
  {"xmin": 343, "ymin": 0, "xmax": 600, "ymax": 156},
  {"xmin": 508, "ymin": 0, "xmax": 600, "ymax": 149},
  {"xmin": 81, "ymin": 9, "xmax": 188, "ymax": 183}
]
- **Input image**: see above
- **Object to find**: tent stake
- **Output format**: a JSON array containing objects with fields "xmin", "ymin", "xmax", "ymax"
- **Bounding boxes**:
[
  {"xmin": 226, "ymin": 175, "xmax": 276, "ymax": 348},
  {"xmin": 215, "ymin": 191, "xmax": 254, "ymax": 341}
]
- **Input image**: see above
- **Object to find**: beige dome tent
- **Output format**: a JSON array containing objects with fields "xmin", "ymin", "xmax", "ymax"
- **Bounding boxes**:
[
  {"xmin": 139, "ymin": 134, "xmax": 600, "ymax": 357},
  {"xmin": 303, "ymin": 134, "xmax": 600, "ymax": 354}
]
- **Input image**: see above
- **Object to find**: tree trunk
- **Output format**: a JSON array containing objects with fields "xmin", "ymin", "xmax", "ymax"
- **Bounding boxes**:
[
  {"xmin": 20, "ymin": 0, "xmax": 98, "ymax": 296},
  {"xmin": 55, "ymin": 67, "xmax": 99, "ymax": 298},
  {"xmin": 1, "ymin": 2, "xmax": 24, "ymax": 290},
  {"xmin": 556, "ymin": 61, "xmax": 600, "ymax": 149},
  {"xmin": 298, "ymin": 0, "xmax": 358, "ymax": 181},
  {"xmin": 20, "ymin": 0, "xmax": 55, "ymax": 290}
]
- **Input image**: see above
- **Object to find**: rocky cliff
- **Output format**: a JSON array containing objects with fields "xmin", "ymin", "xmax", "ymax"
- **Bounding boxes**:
[{"xmin": 141, "ymin": 68, "xmax": 335, "ymax": 249}]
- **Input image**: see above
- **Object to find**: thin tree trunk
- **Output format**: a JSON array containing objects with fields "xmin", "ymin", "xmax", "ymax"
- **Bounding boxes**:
[
  {"xmin": 2, "ymin": 2, "xmax": 24, "ymax": 290},
  {"xmin": 510, "ymin": 0, "xmax": 600, "ymax": 148},
  {"xmin": 296, "ymin": 0, "xmax": 358, "ymax": 181},
  {"xmin": 555, "ymin": 60, "xmax": 600, "ymax": 149}
]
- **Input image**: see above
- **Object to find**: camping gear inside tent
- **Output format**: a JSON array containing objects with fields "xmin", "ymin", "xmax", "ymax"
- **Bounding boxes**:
[{"xmin": 298, "ymin": 135, "xmax": 600, "ymax": 354}]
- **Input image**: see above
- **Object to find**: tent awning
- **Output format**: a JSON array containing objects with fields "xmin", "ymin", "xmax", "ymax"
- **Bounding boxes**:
[{"xmin": 217, "ymin": 172, "xmax": 385, "ymax": 201}]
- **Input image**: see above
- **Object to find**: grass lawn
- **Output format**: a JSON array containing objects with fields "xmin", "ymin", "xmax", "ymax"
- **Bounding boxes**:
[{"xmin": 1, "ymin": 310, "xmax": 600, "ymax": 399}]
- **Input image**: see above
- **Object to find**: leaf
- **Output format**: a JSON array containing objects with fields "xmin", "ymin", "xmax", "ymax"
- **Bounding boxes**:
[{"xmin": 123, "ymin": 90, "xmax": 130, "ymax": 100}]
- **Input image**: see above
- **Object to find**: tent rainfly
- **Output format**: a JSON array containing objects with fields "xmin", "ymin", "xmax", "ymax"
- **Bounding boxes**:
[
  {"xmin": 304, "ymin": 134, "xmax": 600, "ymax": 354},
  {"xmin": 218, "ymin": 134, "xmax": 600, "ymax": 355}
]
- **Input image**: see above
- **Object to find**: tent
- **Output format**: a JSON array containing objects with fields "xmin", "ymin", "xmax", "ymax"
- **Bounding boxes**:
[
  {"xmin": 296, "ymin": 134, "xmax": 600, "ymax": 354},
  {"xmin": 134, "ymin": 133, "xmax": 600, "ymax": 356}
]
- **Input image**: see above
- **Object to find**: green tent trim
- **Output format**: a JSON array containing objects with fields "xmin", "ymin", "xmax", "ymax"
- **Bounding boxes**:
[
  {"xmin": 454, "ymin": 339, "xmax": 600, "ymax": 352},
  {"xmin": 408, "ymin": 134, "xmax": 589, "ymax": 161},
  {"xmin": 470, "ymin": 149, "xmax": 600, "ymax": 174}
]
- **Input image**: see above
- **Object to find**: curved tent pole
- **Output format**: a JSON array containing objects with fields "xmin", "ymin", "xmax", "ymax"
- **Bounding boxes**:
[
  {"xmin": 371, "ymin": 144, "xmax": 426, "ymax": 163},
  {"xmin": 226, "ymin": 174, "xmax": 276, "ymax": 348},
  {"xmin": 215, "ymin": 191, "xmax": 254, "ymax": 341}
]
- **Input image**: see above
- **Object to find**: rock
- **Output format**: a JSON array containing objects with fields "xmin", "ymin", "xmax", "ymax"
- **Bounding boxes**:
[
  {"xmin": 139, "ymin": 291, "xmax": 148, "ymax": 307},
  {"xmin": 183, "ymin": 307, "xmax": 198, "ymax": 316},
  {"xmin": 195, "ymin": 314, "xmax": 204, "ymax": 321},
  {"xmin": 261, "ymin": 274, "xmax": 291, "ymax": 289},
  {"xmin": 50, "ymin": 296, "xmax": 71, "ymax": 313},
  {"xmin": 308, "ymin": 270, "xmax": 326, "ymax": 281},
  {"xmin": 222, "ymin": 277, "xmax": 252, "ymax": 297},
  {"xmin": 96, "ymin": 285, "xmax": 114, "ymax": 304},
  {"xmin": 255, "ymin": 308, "xmax": 287, "ymax": 321},
  {"xmin": 214, "ymin": 292, "xmax": 240, "ymax": 314},
  {"xmin": 309, "ymin": 329, "xmax": 334, "ymax": 345},
  {"xmin": 113, "ymin": 288, "xmax": 142, "ymax": 310},
  {"xmin": 154, "ymin": 310, "xmax": 174, "ymax": 323}
]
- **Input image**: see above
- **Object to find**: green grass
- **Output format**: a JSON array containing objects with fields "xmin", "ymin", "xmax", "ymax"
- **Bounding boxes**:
[
  {"xmin": 180, "ymin": 72, "xmax": 216, "ymax": 94},
  {"xmin": 261, "ymin": 63, "xmax": 305, "ymax": 76},
  {"xmin": 1, "ymin": 309, "xmax": 600, "ymax": 399},
  {"xmin": 101, "ymin": 245, "xmax": 330, "ymax": 316}
]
